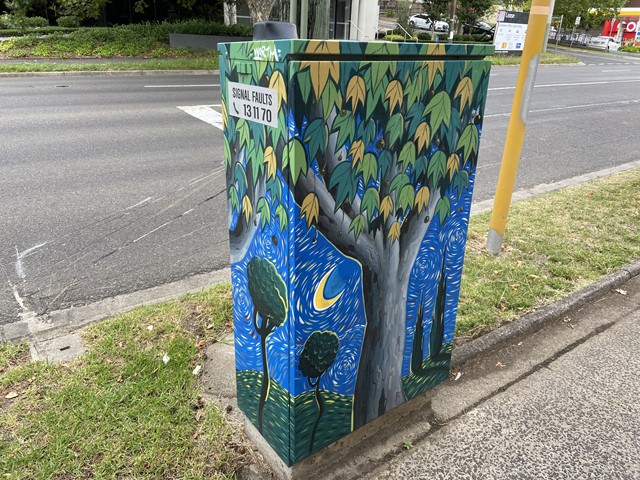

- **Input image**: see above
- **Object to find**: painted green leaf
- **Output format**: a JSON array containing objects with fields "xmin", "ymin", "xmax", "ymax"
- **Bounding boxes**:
[
  {"xmin": 361, "ymin": 188, "xmax": 380, "ymax": 219},
  {"xmin": 247, "ymin": 139, "xmax": 263, "ymax": 185},
  {"xmin": 386, "ymin": 113, "xmax": 404, "ymax": 149},
  {"xmin": 405, "ymin": 71, "xmax": 423, "ymax": 106},
  {"xmin": 398, "ymin": 142, "xmax": 416, "ymax": 171},
  {"xmin": 297, "ymin": 69, "xmax": 312, "ymax": 103},
  {"xmin": 234, "ymin": 162, "xmax": 247, "ymax": 196},
  {"xmin": 332, "ymin": 111, "xmax": 355, "ymax": 153},
  {"xmin": 361, "ymin": 152, "xmax": 378, "ymax": 184},
  {"xmin": 229, "ymin": 185, "xmax": 239, "ymax": 212},
  {"xmin": 328, "ymin": 161, "xmax": 357, "ymax": 210},
  {"xmin": 455, "ymin": 169, "xmax": 469, "ymax": 199},
  {"xmin": 389, "ymin": 173, "xmax": 411, "ymax": 195},
  {"xmin": 236, "ymin": 118, "xmax": 250, "ymax": 150},
  {"xmin": 223, "ymin": 136, "xmax": 231, "ymax": 168},
  {"xmin": 275, "ymin": 203, "xmax": 288, "ymax": 232},
  {"xmin": 423, "ymin": 91, "xmax": 451, "ymax": 133},
  {"xmin": 365, "ymin": 42, "xmax": 399, "ymax": 57},
  {"xmin": 415, "ymin": 155, "xmax": 428, "ymax": 177},
  {"xmin": 456, "ymin": 124, "xmax": 479, "ymax": 164},
  {"xmin": 378, "ymin": 150, "xmax": 393, "ymax": 180},
  {"xmin": 304, "ymin": 118, "xmax": 328, "ymax": 161},
  {"xmin": 445, "ymin": 108, "xmax": 463, "ymax": 153},
  {"xmin": 366, "ymin": 89, "xmax": 383, "ymax": 121},
  {"xmin": 256, "ymin": 197, "xmax": 270, "ymax": 229},
  {"xmin": 445, "ymin": 61, "xmax": 464, "ymax": 93},
  {"xmin": 322, "ymin": 80, "xmax": 342, "ymax": 119},
  {"xmin": 427, "ymin": 150, "xmax": 447, "ymax": 185},
  {"xmin": 283, "ymin": 138, "xmax": 308, "ymax": 185},
  {"xmin": 348, "ymin": 214, "xmax": 366, "ymax": 241},
  {"xmin": 267, "ymin": 177, "xmax": 282, "ymax": 203},
  {"xmin": 435, "ymin": 196, "xmax": 451, "ymax": 225},
  {"xmin": 398, "ymin": 184, "xmax": 415, "ymax": 214},
  {"xmin": 275, "ymin": 109, "xmax": 287, "ymax": 147},
  {"xmin": 406, "ymin": 103, "xmax": 425, "ymax": 140},
  {"xmin": 358, "ymin": 119, "xmax": 377, "ymax": 148}
]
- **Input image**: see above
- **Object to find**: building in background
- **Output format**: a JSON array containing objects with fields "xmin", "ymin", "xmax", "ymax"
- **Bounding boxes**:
[{"xmin": 602, "ymin": 0, "xmax": 640, "ymax": 42}]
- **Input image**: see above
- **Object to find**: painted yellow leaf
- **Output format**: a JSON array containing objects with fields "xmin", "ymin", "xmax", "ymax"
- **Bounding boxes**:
[
  {"xmin": 305, "ymin": 40, "xmax": 340, "ymax": 56},
  {"xmin": 221, "ymin": 100, "xmax": 228, "ymax": 129},
  {"xmin": 300, "ymin": 192, "xmax": 319, "ymax": 228},
  {"xmin": 269, "ymin": 70, "xmax": 287, "ymax": 110},
  {"xmin": 300, "ymin": 61, "xmax": 340, "ymax": 100},
  {"xmin": 414, "ymin": 122, "xmax": 431, "ymax": 153},
  {"xmin": 349, "ymin": 140, "xmax": 364, "ymax": 167},
  {"xmin": 447, "ymin": 153, "xmax": 460, "ymax": 181},
  {"xmin": 384, "ymin": 80, "xmax": 403, "ymax": 113},
  {"xmin": 415, "ymin": 186, "xmax": 430, "ymax": 212},
  {"xmin": 428, "ymin": 61, "xmax": 445, "ymax": 88},
  {"xmin": 380, "ymin": 195, "xmax": 393, "ymax": 221},
  {"xmin": 346, "ymin": 76, "xmax": 366, "ymax": 111},
  {"xmin": 263, "ymin": 146, "xmax": 276, "ymax": 180},
  {"xmin": 455, "ymin": 77, "xmax": 473, "ymax": 110},
  {"xmin": 242, "ymin": 195, "xmax": 253, "ymax": 224},
  {"xmin": 427, "ymin": 43, "xmax": 446, "ymax": 56},
  {"xmin": 388, "ymin": 221, "xmax": 401, "ymax": 244}
]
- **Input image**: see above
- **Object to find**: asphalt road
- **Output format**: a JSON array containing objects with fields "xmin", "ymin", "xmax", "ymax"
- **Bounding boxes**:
[{"xmin": 1, "ymin": 50, "xmax": 639, "ymax": 326}]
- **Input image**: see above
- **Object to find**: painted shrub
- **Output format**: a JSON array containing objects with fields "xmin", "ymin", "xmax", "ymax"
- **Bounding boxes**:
[{"xmin": 219, "ymin": 39, "xmax": 492, "ymax": 465}]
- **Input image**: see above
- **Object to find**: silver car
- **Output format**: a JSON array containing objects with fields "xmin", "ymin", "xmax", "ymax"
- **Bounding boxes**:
[{"xmin": 409, "ymin": 14, "xmax": 449, "ymax": 32}]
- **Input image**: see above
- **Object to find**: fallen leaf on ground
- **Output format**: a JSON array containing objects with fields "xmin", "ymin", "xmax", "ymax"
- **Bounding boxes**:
[
  {"xmin": 615, "ymin": 289, "xmax": 627, "ymax": 295},
  {"xmin": 162, "ymin": 354, "xmax": 170, "ymax": 364},
  {"xmin": 496, "ymin": 362, "xmax": 505, "ymax": 368},
  {"xmin": 5, "ymin": 392, "xmax": 19, "ymax": 399},
  {"xmin": 147, "ymin": 325, "xmax": 154, "ymax": 331},
  {"xmin": 454, "ymin": 372, "xmax": 462, "ymax": 381},
  {"xmin": 192, "ymin": 365, "xmax": 202, "ymax": 376}
]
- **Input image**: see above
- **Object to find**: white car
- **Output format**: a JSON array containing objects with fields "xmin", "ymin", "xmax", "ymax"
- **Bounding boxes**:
[
  {"xmin": 589, "ymin": 36, "xmax": 621, "ymax": 51},
  {"xmin": 409, "ymin": 14, "xmax": 449, "ymax": 32}
]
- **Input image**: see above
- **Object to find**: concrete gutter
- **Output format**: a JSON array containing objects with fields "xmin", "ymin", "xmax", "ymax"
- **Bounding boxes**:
[{"xmin": 0, "ymin": 69, "xmax": 218, "ymax": 78}]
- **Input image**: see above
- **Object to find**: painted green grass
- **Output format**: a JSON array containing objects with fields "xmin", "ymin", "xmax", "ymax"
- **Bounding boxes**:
[
  {"xmin": 457, "ymin": 168, "xmax": 640, "ymax": 339},
  {"xmin": 402, "ymin": 343, "xmax": 452, "ymax": 400},
  {"xmin": 0, "ymin": 284, "xmax": 243, "ymax": 480},
  {"xmin": 236, "ymin": 370, "xmax": 353, "ymax": 465}
]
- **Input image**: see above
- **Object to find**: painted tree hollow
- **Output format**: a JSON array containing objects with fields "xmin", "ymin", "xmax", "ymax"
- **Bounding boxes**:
[{"xmin": 219, "ymin": 39, "xmax": 493, "ymax": 466}]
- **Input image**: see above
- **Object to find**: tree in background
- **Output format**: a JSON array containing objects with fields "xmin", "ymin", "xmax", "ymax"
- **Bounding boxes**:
[
  {"xmin": 538, "ymin": 0, "xmax": 625, "ymax": 30},
  {"xmin": 54, "ymin": 0, "xmax": 109, "ymax": 21},
  {"xmin": 422, "ymin": 0, "xmax": 451, "ymax": 26},
  {"xmin": 456, "ymin": 0, "xmax": 492, "ymax": 33}
]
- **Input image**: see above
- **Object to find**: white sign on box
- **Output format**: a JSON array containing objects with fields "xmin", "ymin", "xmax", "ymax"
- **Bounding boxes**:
[{"xmin": 228, "ymin": 81, "xmax": 278, "ymax": 128}]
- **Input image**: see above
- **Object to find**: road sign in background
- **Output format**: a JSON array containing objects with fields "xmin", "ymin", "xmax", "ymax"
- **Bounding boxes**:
[{"xmin": 494, "ymin": 11, "xmax": 530, "ymax": 52}]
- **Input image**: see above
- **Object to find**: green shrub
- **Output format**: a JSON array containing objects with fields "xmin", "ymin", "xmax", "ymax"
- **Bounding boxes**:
[
  {"xmin": 619, "ymin": 45, "xmax": 640, "ymax": 54},
  {"xmin": 0, "ymin": 13, "xmax": 13, "ymax": 29},
  {"xmin": 23, "ymin": 16, "xmax": 49, "ymax": 28},
  {"xmin": 385, "ymin": 34, "xmax": 418, "ymax": 42},
  {"xmin": 416, "ymin": 32, "xmax": 432, "ymax": 41},
  {"xmin": 57, "ymin": 15, "xmax": 80, "ymax": 28}
]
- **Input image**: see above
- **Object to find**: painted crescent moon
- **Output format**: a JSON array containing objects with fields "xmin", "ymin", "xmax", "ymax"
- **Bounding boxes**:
[{"xmin": 313, "ymin": 267, "xmax": 343, "ymax": 311}]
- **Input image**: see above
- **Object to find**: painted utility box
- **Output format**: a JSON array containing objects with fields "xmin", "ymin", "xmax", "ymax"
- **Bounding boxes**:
[{"xmin": 218, "ymin": 39, "xmax": 493, "ymax": 466}]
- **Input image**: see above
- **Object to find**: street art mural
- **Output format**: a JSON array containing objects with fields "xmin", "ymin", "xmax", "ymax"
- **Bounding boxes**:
[{"xmin": 219, "ymin": 39, "xmax": 492, "ymax": 465}]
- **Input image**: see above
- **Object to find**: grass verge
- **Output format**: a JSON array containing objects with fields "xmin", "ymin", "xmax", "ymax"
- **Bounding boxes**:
[
  {"xmin": 0, "ymin": 57, "xmax": 217, "ymax": 73},
  {"xmin": 490, "ymin": 51, "xmax": 579, "ymax": 65},
  {"xmin": 1, "ymin": 170, "xmax": 638, "ymax": 477},
  {"xmin": 457, "ymin": 168, "xmax": 640, "ymax": 339},
  {"xmin": 0, "ymin": 284, "xmax": 249, "ymax": 480}
]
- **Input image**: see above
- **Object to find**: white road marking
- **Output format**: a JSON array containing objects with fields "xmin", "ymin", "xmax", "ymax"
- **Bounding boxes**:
[
  {"xmin": 178, "ymin": 105, "xmax": 224, "ymax": 130},
  {"xmin": 126, "ymin": 197, "xmax": 153, "ymax": 210},
  {"xmin": 488, "ymin": 78, "xmax": 640, "ymax": 91},
  {"xmin": 14, "ymin": 243, "xmax": 48, "ymax": 279},
  {"xmin": 602, "ymin": 69, "xmax": 631, "ymax": 72},
  {"xmin": 144, "ymin": 84, "xmax": 219, "ymax": 88},
  {"xmin": 133, "ymin": 221, "xmax": 172, "ymax": 243},
  {"xmin": 484, "ymin": 98, "xmax": 640, "ymax": 118}
]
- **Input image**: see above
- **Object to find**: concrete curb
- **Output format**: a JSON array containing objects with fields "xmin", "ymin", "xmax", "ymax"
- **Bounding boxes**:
[
  {"xmin": 452, "ymin": 259, "xmax": 640, "ymax": 367},
  {"xmin": 0, "ymin": 69, "xmax": 218, "ymax": 78}
]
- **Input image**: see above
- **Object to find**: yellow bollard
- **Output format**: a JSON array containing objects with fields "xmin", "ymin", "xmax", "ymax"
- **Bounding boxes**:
[{"xmin": 486, "ymin": 0, "xmax": 553, "ymax": 255}]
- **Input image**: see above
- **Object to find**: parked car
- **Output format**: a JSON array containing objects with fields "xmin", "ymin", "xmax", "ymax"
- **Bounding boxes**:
[
  {"xmin": 409, "ymin": 14, "xmax": 449, "ymax": 32},
  {"xmin": 589, "ymin": 36, "xmax": 621, "ymax": 51},
  {"xmin": 463, "ymin": 21, "xmax": 495, "ymax": 40}
]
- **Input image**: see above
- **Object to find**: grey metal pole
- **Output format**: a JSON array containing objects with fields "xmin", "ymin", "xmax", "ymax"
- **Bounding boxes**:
[{"xmin": 448, "ymin": 0, "xmax": 457, "ymax": 43}]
